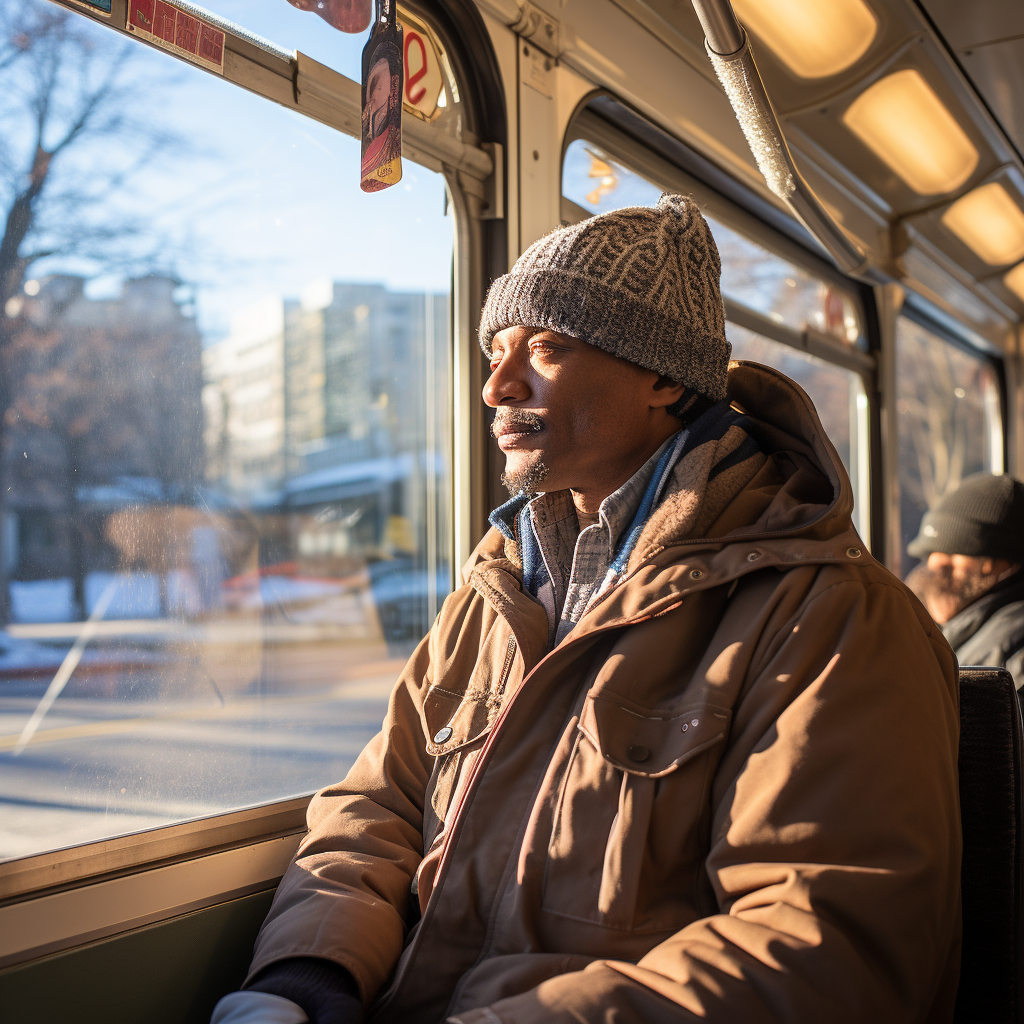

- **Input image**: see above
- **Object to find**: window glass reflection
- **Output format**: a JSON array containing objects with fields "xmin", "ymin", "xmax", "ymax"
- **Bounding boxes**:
[
  {"xmin": 896, "ymin": 317, "xmax": 1003, "ymax": 577},
  {"xmin": 0, "ymin": 2, "xmax": 452, "ymax": 860}
]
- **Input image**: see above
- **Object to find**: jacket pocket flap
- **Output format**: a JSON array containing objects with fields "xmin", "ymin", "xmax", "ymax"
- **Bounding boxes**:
[
  {"xmin": 422, "ymin": 685, "xmax": 492, "ymax": 756},
  {"xmin": 579, "ymin": 694, "xmax": 731, "ymax": 778}
]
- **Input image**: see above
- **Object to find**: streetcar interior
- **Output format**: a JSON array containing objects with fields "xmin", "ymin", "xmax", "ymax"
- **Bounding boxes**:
[{"xmin": 0, "ymin": 0, "xmax": 1022, "ymax": 1019}]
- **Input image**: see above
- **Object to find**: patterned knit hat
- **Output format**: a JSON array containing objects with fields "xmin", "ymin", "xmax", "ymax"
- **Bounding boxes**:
[
  {"xmin": 908, "ymin": 472, "xmax": 1024, "ymax": 562},
  {"xmin": 479, "ymin": 193, "xmax": 731, "ymax": 400}
]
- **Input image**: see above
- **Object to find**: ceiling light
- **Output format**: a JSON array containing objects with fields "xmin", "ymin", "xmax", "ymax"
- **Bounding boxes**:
[
  {"xmin": 941, "ymin": 183, "xmax": 1024, "ymax": 265},
  {"xmin": 732, "ymin": 0, "xmax": 877, "ymax": 79},
  {"xmin": 842, "ymin": 69, "xmax": 978, "ymax": 195},
  {"xmin": 1003, "ymin": 263, "xmax": 1024, "ymax": 303}
]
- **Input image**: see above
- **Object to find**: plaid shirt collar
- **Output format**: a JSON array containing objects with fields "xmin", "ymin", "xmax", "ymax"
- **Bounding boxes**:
[{"xmin": 489, "ymin": 430, "xmax": 685, "ymax": 646}]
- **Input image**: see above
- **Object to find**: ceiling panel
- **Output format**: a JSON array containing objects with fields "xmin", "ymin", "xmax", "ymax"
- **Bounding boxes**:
[{"xmin": 918, "ymin": 0, "xmax": 1024, "ymax": 156}]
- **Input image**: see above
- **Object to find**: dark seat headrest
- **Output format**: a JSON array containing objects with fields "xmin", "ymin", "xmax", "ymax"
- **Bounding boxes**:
[{"xmin": 955, "ymin": 666, "xmax": 1024, "ymax": 1024}]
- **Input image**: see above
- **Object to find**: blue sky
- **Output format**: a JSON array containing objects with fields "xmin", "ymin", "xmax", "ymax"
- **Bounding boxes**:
[{"xmin": 26, "ymin": 0, "xmax": 453, "ymax": 343}]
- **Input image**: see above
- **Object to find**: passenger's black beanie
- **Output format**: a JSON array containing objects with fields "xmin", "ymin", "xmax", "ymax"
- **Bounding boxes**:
[{"xmin": 908, "ymin": 472, "xmax": 1024, "ymax": 562}]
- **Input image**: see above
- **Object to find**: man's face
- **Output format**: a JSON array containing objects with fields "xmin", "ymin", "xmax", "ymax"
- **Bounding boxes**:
[
  {"xmin": 482, "ymin": 325, "xmax": 683, "ymax": 500},
  {"xmin": 912, "ymin": 551, "xmax": 1016, "ymax": 624}
]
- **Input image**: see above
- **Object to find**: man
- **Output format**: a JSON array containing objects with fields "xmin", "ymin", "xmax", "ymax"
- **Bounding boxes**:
[
  {"xmin": 213, "ymin": 195, "xmax": 959, "ymax": 1024},
  {"xmin": 907, "ymin": 471, "xmax": 1024, "ymax": 687}
]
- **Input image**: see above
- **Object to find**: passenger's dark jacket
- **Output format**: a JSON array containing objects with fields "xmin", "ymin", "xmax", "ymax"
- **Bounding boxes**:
[{"xmin": 943, "ymin": 570, "xmax": 1024, "ymax": 688}]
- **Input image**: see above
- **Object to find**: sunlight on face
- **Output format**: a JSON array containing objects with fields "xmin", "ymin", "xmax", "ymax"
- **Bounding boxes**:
[{"xmin": 483, "ymin": 326, "xmax": 683, "ymax": 504}]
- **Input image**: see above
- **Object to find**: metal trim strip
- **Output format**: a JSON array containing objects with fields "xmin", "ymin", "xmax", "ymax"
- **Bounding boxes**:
[{"xmin": 0, "ymin": 796, "xmax": 310, "ymax": 902}]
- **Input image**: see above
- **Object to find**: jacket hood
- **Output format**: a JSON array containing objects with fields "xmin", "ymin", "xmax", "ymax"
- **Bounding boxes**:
[{"xmin": 465, "ymin": 360, "xmax": 863, "ymax": 584}]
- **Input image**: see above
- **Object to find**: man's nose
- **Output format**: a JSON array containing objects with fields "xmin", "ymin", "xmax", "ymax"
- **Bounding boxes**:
[
  {"xmin": 482, "ymin": 353, "xmax": 530, "ymax": 407},
  {"xmin": 927, "ymin": 551, "xmax": 953, "ymax": 570}
]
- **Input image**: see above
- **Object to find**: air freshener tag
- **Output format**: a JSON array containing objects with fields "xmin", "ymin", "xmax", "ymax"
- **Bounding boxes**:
[
  {"xmin": 285, "ymin": 0, "xmax": 371, "ymax": 34},
  {"xmin": 360, "ymin": 0, "xmax": 403, "ymax": 192}
]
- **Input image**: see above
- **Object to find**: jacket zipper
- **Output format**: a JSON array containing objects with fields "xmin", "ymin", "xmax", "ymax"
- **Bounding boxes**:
[
  {"xmin": 494, "ymin": 635, "xmax": 517, "ymax": 705},
  {"xmin": 376, "ymin": 540, "xmax": 843, "ymax": 1016}
]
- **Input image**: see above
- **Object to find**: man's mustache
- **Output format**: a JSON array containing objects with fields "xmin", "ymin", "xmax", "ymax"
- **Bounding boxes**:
[{"xmin": 491, "ymin": 409, "xmax": 544, "ymax": 438}]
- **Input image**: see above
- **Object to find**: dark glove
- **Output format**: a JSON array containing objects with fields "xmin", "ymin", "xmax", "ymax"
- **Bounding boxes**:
[{"xmin": 246, "ymin": 957, "xmax": 363, "ymax": 1024}]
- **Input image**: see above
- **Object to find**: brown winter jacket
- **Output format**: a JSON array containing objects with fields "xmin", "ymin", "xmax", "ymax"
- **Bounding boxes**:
[{"xmin": 248, "ymin": 361, "xmax": 961, "ymax": 1024}]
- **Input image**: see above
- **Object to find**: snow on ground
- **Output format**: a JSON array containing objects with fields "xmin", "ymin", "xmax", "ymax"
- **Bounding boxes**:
[
  {"xmin": 11, "ymin": 573, "xmax": 160, "ymax": 623},
  {"xmin": 10, "ymin": 571, "xmax": 213, "ymax": 623}
]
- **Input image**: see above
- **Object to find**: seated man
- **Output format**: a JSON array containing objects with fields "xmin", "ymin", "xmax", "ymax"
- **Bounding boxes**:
[
  {"xmin": 214, "ymin": 195, "xmax": 959, "ymax": 1024},
  {"xmin": 907, "ymin": 472, "xmax": 1024, "ymax": 687}
]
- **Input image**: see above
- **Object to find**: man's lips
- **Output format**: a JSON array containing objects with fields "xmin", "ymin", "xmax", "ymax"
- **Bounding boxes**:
[
  {"xmin": 492, "ymin": 414, "xmax": 544, "ymax": 449},
  {"xmin": 496, "ymin": 428, "xmax": 542, "ymax": 450}
]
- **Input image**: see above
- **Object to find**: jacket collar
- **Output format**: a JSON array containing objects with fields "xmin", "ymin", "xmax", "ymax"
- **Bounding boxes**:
[{"xmin": 466, "ymin": 362, "xmax": 865, "ymax": 634}]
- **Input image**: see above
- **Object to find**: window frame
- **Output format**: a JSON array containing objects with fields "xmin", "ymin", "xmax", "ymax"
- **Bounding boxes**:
[
  {"xmin": 892, "ymin": 302, "xmax": 1008, "ymax": 574},
  {"xmin": 899, "ymin": 298, "xmax": 1008, "ymax": 476}
]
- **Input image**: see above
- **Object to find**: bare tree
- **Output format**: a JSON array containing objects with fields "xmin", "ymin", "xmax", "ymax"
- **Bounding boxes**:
[
  {"xmin": 895, "ymin": 319, "xmax": 996, "ymax": 574},
  {"xmin": 0, "ymin": 1, "xmax": 181, "ymax": 622}
]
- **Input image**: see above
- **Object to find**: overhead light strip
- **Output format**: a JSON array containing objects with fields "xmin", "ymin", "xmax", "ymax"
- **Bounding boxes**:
[
  {"xmin": 731, "ymin": 0, "xmax": 877, "ymax": 79},
  {"xmin": 842, "ymin": 69, "xmax": 978, "ymax": 196},
  {"xmin": 942, "ymin": 183, "xmax": 1024, "ymax": 266}
]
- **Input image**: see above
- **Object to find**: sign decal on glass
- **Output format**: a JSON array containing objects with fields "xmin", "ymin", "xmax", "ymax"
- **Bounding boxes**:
[
  {"xmin": 360, "ymin": 0, "xmax": 403, "ymax": 193},
  {"xmin": 398, "ymin": 13, "xmax": 445, "ymax": 122},
  {"xmin": 126, "ymin": 0, "xmax": 226, "ymax": 75}
]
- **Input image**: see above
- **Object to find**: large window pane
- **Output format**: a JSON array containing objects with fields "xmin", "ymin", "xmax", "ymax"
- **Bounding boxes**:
[
  {"xmin": 896, "ymin": 317, "xmax": 1003, "ymax": 576},
  {"xmin": 0, "ymin": 3, "xmax": 453, "ymax": 860}
]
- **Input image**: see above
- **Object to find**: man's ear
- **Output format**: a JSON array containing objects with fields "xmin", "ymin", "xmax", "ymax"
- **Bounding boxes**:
[
  {"xmin": 650, "ymin": 374, "xmax": 685, "ymax": 409},
  {"xmin": 986, "ymin": 557, "xmax": 1018, "ymax": 578}
]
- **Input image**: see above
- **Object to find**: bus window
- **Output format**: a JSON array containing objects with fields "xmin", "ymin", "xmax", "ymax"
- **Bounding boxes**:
[
  {"xmin": 0, "ymin": 4, "xmax": 453, "ymax": 861},
  {"xmin": 563, "ymin": 138, "xmax": 870, "ymax": 541},
  {"xmin": 896, "ymin": 316, "xmax": 1003, "ymax": 577}
]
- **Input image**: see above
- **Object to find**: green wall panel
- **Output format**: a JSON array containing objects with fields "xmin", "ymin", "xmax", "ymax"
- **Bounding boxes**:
[{"xmin": 0, "ymin": 889, "xmax": 275, "ymax": 1024}]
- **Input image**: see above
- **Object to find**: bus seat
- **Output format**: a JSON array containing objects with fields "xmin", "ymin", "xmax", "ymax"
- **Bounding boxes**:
[{"xmin": 955, "ymin": 666, "xmax": 1024, "ymax": 1024}]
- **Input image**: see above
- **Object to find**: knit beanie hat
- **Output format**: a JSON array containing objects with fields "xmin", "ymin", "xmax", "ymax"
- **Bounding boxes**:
[
  {"xmin": 908, "ymin": 472, "xmax": 1024, "ymax": 562},
  {"xmin": 478, "ymin": 193, "xmax": 731, "ymax": 400}
]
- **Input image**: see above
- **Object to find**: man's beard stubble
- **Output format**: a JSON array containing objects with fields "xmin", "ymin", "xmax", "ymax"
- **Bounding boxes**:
[
  {"xmin": 905, "ymin": 560, "xmax": 1006, "ymax": 625},
  {"xmin": 492, "ymin": 408, "xmax": 550, "ymax": 496}
]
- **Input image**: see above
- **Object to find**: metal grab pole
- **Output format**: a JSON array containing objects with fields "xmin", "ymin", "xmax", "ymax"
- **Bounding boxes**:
[{"xmin": 690, "ymin": 0, "xmax": 870, "ymax": 278}]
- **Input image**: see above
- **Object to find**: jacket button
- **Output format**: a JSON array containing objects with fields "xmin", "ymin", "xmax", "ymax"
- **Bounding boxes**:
[
  {"xmin": 846, "ymin": 547, "xmax": 862, "ymax": 559},
  {"xmin": 628, "ymin": 744, "xmax": 650, "ymax": 762},
  {"xmin": 747, "ymin": 551, "xmax": 761, "ymax": 561},
  {"xmin": 433, "ymin": 726, "xmax": 453, "ymax": 743},
  {"xmin": 689, "ymin": 569, "xmax": 703, "ymax": 580}
]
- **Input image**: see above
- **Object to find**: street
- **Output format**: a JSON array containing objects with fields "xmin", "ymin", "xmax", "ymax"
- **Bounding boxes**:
[{"xmin": 0, "ymin": 634, "xmax": 404, "ymax": 861}]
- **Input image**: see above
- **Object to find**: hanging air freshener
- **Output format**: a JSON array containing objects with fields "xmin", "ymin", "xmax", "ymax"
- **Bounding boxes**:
[
  {"xmin": 360, "ymin": 0, "xmax": 403, "ymax": 192},
  {"xmin": 284, "ymin": 0, "xmax": 371, "ymax": 34}
]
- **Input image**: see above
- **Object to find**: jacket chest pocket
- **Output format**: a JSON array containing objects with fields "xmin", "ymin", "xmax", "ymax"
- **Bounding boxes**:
[
  {"xmin": 421, "ymin": 628, "xmax": 517, "ymax": 826},
  {"xmin": 421, "ymin": 685, "xmax": 492, "ymax": 824},
  {"xmin": 542, "ymin": 693, "xmax": 730, "ymax": 933}
]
